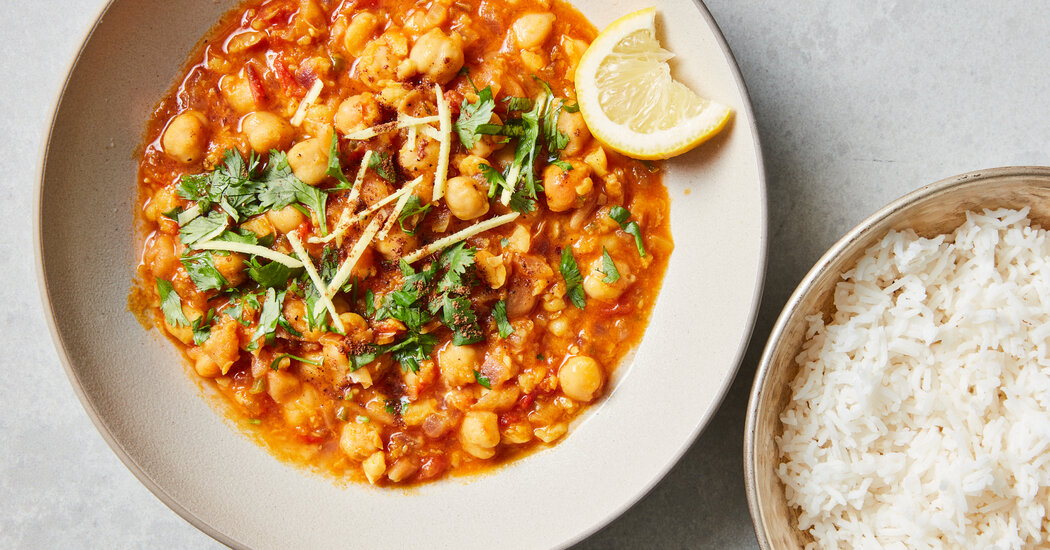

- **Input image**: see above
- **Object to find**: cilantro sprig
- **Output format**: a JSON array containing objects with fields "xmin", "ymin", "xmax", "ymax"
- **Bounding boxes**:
[
  {"xmin": 354, "ymin": 243, "xmax": 483, "ymax": 371},
  {"xmin": 176, "ymin": 148, "xmax": 330, "ymax": 235},
  {"xmin": 560, "ymin": 247, "xmax": 586, "ymax": 309},
  {"xmin": 600, "ymin": 247, "xmax": 621, "ymax": 284},
  {"xmin": 453, "ymin": 86, "xmax": 496, "ymax": 150},
  {"xmin": 609, "ymin": 206, "xmax": 646, "ymax": 257},
  {"xmin": 156, "ymin": 278, "xmax": 190, "ymax": 327}
]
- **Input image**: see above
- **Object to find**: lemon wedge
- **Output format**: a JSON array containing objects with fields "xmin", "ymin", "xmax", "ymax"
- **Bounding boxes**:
[{"xmin": 574, "ymin": 8, "xmax": 731, "ymax": 160}]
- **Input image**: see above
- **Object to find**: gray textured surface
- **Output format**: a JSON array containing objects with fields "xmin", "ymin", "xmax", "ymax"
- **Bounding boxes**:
[{"xmin": 4, "ymin": 1, "xmax": 1050, "ymax": 548}]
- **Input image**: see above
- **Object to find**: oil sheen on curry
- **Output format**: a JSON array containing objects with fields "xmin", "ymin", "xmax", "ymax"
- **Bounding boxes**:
[{"xmin": 136, "ymin": 0, "xmax": 672, "ymax": 485}]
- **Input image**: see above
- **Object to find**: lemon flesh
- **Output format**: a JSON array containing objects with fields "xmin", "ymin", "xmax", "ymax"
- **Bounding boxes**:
[{"xmin": 575, "ymin": 8, "xmax": 731, "ymax": 160}]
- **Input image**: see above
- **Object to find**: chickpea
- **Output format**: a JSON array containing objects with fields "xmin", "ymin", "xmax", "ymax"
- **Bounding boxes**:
[
  {"xmin": 144, "ymin": 185, "xmax": 180, "ymax": 223},
  {"xmin": 356, "ymin": 30, "xmax": 409, "ymax": 90},
  {"xmin": 287, "ymin": 137, "xmax": 329, "ymax": 185},
  {"xmin": 339, "ymin": 420, "xmax": 383, "ymax": 461},
  {"xmin": 266, "ymin": 205, "xmax": 305, "ymax": 234},
  {"xmin": 398, "ymin": 135, "xmax": 441, "ymax": 177},
  {"xmin": 445, "ymin": 176, "xmax": 490, "ymax": 221},
  {"xmin": 334, "ymin": 93, "xmax": 381, "ymax": 134},
  {"xmin": 459, "ymin": 411, "xmax": 500, "ymax": 459},
  {"xmin": 583, "ymin": 255, "xmax": 632, "ymax": 301},
  {"xmin": 267, "ymin": 369, "xmax": 302, "ymax": 404},
  {"xmin": 211, "ymin": 251, "xmax": 246, "ymax": 287},
  {"xmin": 456, "ymin": 155, "xmax": 491, "ymax": 177},
  {"xmin": 475, "ymin": 250, "xmax": 507, "ymax": 289},
  {"xmin": 242, "ymin": 112, "xmax": 293, "ymax": 153},
  {"xmin": 344, "ymin": 12, "xmax": 379, "ymax": 57},
  {"xmin": 512, "ymin": 13, "xmax": 556, "ymax": 49},
  {"xmin": 202, "ymin": 318, "xmax": 240, "ymax": 375},
  {"xmin": 193, "ymin": 353, "xmax": 221, "ymax": 378},
  {"xmin": 219, "ymin": 74, "xmax": 257, "ymax": 114},
  {"xmin": 557, "ymin": 108, "xmax": 591, "ymax": 156},
  {"xmin": 543, "ymin": 160, "xmax": 592, "ymax": 212},
  {"xmin": 437, "ymin": 343, "xmax": 479, "ymax": 387},
  {"xmin": 408, "ymin": 28, "xmax": 464, "ymax": 84},
  {"xmin": 362, "ymin": 451, "xmax": 386, "ymax": 484},
  {"xmin": 373, "ymin": 225, "xmax": 419, "ymax": 260},
  {"xmin": 405, "ymin": 4, "xmax": 448, "ymax": 35},
  {"xmin": 558, "ymin": 355, "xmax": 603, "ymax": 402},
  {"xmin": 161, "ymin": 111, "xmax": 208, "ymax": 164},
  {"xmin": 146, "ymin": 234, "xmax": 178, "ymax": 279}
]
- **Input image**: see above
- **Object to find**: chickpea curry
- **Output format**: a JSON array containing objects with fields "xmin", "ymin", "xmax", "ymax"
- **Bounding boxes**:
[{"xmin": 137, "ymin": 0, "xmax": 672, "ymax": 485}]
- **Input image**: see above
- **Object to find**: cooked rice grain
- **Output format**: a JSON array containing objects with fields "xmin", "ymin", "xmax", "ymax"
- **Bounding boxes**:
[{"xmin": 779, "ymin": 208, "xmax": 1050, "ymax": 549}]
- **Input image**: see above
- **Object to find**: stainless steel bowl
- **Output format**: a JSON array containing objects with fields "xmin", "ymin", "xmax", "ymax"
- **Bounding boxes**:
[{"xmin": 743, "ymin": 166, "xmax": 1050, "ymax": 549}]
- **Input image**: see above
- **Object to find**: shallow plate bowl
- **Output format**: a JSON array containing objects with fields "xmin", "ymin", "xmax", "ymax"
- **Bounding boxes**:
[{"xmin": 36, "ymin": 0, "xmax": 767, "ymax": 547}]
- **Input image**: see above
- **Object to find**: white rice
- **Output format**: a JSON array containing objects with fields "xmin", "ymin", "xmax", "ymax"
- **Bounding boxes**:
[{"xmin": 778, "ymin": 207, "xmax": 1050, "ymax": 549}]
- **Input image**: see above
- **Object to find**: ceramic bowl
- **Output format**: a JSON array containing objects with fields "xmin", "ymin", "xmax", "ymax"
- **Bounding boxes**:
[
  {"xmin": 36, "ymin": 0, "xmax": 766, "ymax": 547},
  {"xmin": 744, "ymin": 166, "xmax": 1050, "ymax": 549}
]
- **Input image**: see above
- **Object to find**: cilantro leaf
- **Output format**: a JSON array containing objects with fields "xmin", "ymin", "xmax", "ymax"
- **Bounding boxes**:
[
  {"xmin": 213, "ymin": 228, "xmax": 259, "ymax": 245},
  {"xmin": 368, "ymin": 151, "xmax": 396, "ymax": 183},
  {"xmin": 269, "ymin": 352, "xmax": 321, "ymax": 371},
  {"xmin": 192, "ymin": 308, "xmax": 215, "ymax": 345},
  {"xmin": 397, "ymin": 194, "xmax": 432, "ymax": 235},
  {"xmin": 291, "ymin": 179, "xmax": 328, "ymax": 236},
  {"xmin": 560, "ymin": 247, "xmax": 585, "ymax": 309},
  {"xmin": 364, "ymin": 289, "xmax": 375, "ymax": 317},
  {"xmin": 504, "ymin": 96, "xmax": 533, "ymax": 112},
  {"xmin": 600, "ymin": 247, "xmax": 621, "ymax": 283},
  {"xmin": 479, "ymin": 163, "xmax": 508, "ymax": 198},
  {"xmin": 473, "ymin": 369, "xmax": 492, "ymax": 389},
  {"xmin": 181, "ymin": 253, "xmax": 228, "ymax": 292},
  {"xmin": 325, "ymin": 132, "xmax": 352, "ymax": 188},
  {"xmin": 179, "ymin": 210, "xmax": 227, "ymax": 245},
  {"xmin": 161, "ymin": 207, "xmax": 182, "ymax": 221},
  {"xmin": 439, "ymin": 242, "xmax": 476, "ymax": 286},
  {"xmin": 454, "ymin": 86, "xmax": 495, "ymax": 149},
  {"xmin": 247, "ymin": 256, "xmax": 298, "ymax": 288},
  {"xmin": 609, "ymin": 205, "xmax": 631, "ymax": 225},
  {"xmin": 156, "ymin": 277, "xmax": 190, "ymax": 327},
  {"xmin": 550, "ymin": 159, "xmax": 573, "ymax": 171},
  {"xmin": 623, "ymin": 222, "xmax": 646, "ymax": 257},
  {"xmin": 608, "ymin": 206, "xmax": 646, "ymax": 257},
  {"xmin": 493, "ymin": 300, "xmax": 513, "ymax": 338},
  {"xmin": 250, "ymin": 288, "xmax": 285, "ymax": 347},
  {"xmin": 442, "ymin": 294, "xmax": 483, "ymax": 345}
]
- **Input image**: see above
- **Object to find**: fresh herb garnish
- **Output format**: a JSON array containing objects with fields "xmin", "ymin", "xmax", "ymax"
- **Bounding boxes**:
[
  {"xmin": 493, "ymin": 300, "xmax": 513, "ymax": 338},
  {"xmin": 550, "ymin": 159, "xmax": 573, "ymax": 171},
  {"xmin": 364, "ymin": 289, "xmax": 375, "ymax": 317},
  {"xmin": 397, "ymin": 194, "xmax": 432, "ymax": 235},
  {"xmin": 358, "ymin": 244, "xmax": 483, "ymax": 371},
  {"xmin": 367, "ymin": 151, "xmax": 396, "ymax": 183},
  {"xmin": 454, "ymin": 86, "xmax": 496, "ymax": 149},
  {"xmin": 156, "ymin": 278, "xmax": 190, "ymax": 327},
  {"xmin": 249, "ymin": 287, "xmax": 285, "ymax": 348},
  {"xmin": 191, "ymin": 308, "xmax": 215, "ymax": 345},
  {"xmin": 560, "ymin": 247, "xmax": 586, "ymax": 309},
  {"xmin": 325, "ymin": 132, "xmax": 352, "ymax": 188},
  {"xmin": 181, "ymin": 253, "xmax": 229, "ymax": 292},
  {"xmin": 247, "ymin": 256, "xmax": 298, "ymax": 288},
  {"xmin": 474, "ymin": 369, "xmax": 492, "ymax": 389},
  {"xmin": 178, "ymin": 209, "xmax": 227, "ymax": 245},
  {"xmin": 600, "ymin": 247, "xmax": 621, "ymax": 284},
  {"xmin": 356, "ymin": 415, "xmax": 371, "ymax": 423},
  {"xmin": 609, "ymin": 206, "xmax": 646, "ymax": 257},
  {"xmin": 176, "ymin": 148, "xmax": 330, "ymax": 235},
  {"xmin": 269, "ymin": 352, "xmax": 322, "ymax": 371}
]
